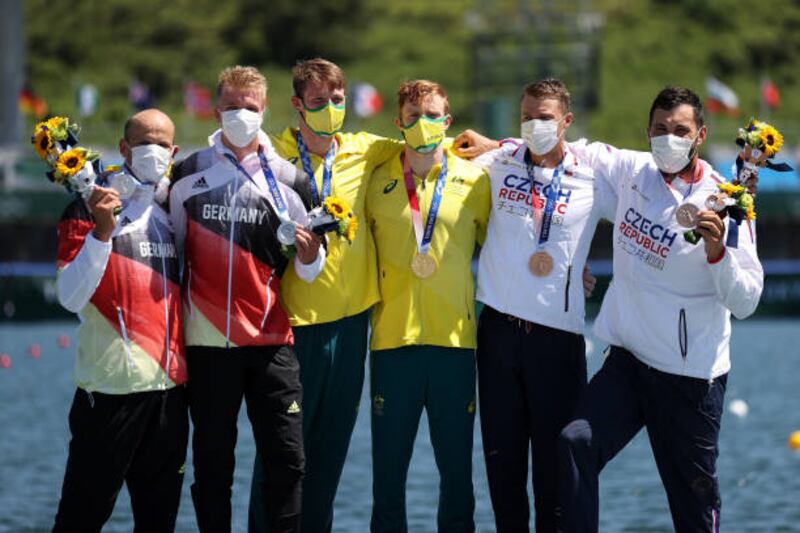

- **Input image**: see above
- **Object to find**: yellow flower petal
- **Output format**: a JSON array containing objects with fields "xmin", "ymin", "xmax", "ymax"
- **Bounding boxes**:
[
  {"xmin": 758, "ymin": 125, "xmax": 783, "ymax": 157},
  {"xmin": 56, "ymin": 148, "xmax": 87, "ymax": 177}
]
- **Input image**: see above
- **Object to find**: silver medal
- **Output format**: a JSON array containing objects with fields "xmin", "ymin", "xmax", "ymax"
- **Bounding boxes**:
[
  {"xmin": 277, "ymin": 221, "xmax": 296, "ymax": 245},
  {"xmin": 109, "ymin": 172, "xmax": 138, "ymax": 200}
]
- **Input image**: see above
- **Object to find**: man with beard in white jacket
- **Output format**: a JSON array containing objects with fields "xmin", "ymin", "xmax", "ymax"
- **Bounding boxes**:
[{"xmin": 557, "ymin": 86, "xmax": 763, "ymax": 533}]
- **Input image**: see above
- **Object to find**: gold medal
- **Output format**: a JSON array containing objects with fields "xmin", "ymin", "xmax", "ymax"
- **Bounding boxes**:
[
  {"xmin": 411, "ymin": 253, "xmax": 437, "ymax": 279},
  {"xmin": 528, "ymin": 251, "xmax": 553, "ymax": 277},
  {"xmin": 675, "ymin": 203, "xmax": 699, "ymax": 228}
]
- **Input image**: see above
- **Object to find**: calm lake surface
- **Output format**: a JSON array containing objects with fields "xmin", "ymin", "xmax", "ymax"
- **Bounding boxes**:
[{"xmin": 1, "ymin": 320, "xmax": 799, "ymax": 532}]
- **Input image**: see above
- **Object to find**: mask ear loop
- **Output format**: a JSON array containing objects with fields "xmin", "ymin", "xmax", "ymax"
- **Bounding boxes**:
[{"xmin": 686, "ymin": 126, "xmax": 706, "ymax": 166}]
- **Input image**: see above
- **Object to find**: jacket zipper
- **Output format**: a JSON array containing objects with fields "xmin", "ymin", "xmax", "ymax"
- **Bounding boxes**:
[
  {"xmin": 116, "ymin": 306, "xmax": 135, "ymax": 370},
  {"xmin": 260, "ymin": 271, "xmax": 275, "ymax": 330},
  {"xmin": 678, "ymin": 308, "xmax": 688, "ymax": 359},
  {"xmin": 564, "ymin": 263, "xmax": 572, "ymax": 312},
  {"xmin": 186, "ymin": 261, "xmax": 193, "ymax": 317},
  {"xmin": 152, "ymin": 221, "xmax": 171, "ymax": 389},
  {"xmin": 225, "ymin": 173, "xmax": 241, "ymax": 348}
]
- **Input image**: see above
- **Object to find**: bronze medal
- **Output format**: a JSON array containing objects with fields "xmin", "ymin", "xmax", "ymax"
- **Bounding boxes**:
[
  {"xmin": 675, "ymin": 203, "xmax": 700, "ymax": 228},
  {"xmin": 528, "ymin": 251, "xmax": 554, "ymax": 277},
  {"xmin": 411, "ymin": 253, "xmax": 437, "ymax": 279}
]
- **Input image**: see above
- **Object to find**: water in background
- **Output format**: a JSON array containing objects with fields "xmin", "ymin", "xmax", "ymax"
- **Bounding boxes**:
[{"xmin": 1, "ymin": 320, "xmax": 799, "ymax": 532}]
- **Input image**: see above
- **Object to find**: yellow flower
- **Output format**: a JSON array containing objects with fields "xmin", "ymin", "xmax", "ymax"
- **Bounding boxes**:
[
  {"xmin": 345, "ymin": 216, "xmax": 358, "ymax": 242},
  {"xmin": 324, "ymin": 196, "xmax": 348, "ymax": 219},
  {"xmin": 56, "ymin": 148, "xmax": 87, "ymax": 178},
  {"xmin": 758, "ymin": 125, "xmax": 783, "ymax": 156},
  {"xmin": 718, "ymin": 182, "xmax": 745, "ymax": 196},
  {"xmin": 46, "ymin": 116, "xmax": 66, "ymax": 130},
  {"xmin": 746, "ymin": 205, "xmax": 756, "ymax": 221},
  {"xmin": 32, "ymin": 127, "xmax": 54, "ymax": 160}
]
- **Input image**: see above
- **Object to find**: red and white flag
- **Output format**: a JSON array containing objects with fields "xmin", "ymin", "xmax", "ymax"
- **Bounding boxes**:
[
  {"xmin": 351, "ymin": 82, "xmax": 383, "ymax": 118},
  {"xmin": 761, "ymin": 78, "xmax": 780, "ymax": 110},
  {"xmin": 705, "ymin": 77, "xmax": 739, "ymax": 116}
]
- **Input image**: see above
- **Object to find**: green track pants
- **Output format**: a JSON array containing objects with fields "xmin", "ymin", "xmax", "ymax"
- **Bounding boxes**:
[
  {"xmin": 370, "ymin": 345, "xmax": 476, "ymax": 533},
  {"xmin": 249, "ymin": 310, "xmax": 369, "ymax": 533}
]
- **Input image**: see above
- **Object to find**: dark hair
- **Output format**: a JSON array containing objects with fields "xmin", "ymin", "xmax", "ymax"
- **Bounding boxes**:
[
  {"xmin": 292, "ymin": 58, "xmax": 347, "ymax": 98},
  {"xmin": 521, "ymin": 78, "xmax": 571, "ymax": 113},
  {"xmin": 648, "ymin": 86, "xmax": 704, "ymax": 128}
]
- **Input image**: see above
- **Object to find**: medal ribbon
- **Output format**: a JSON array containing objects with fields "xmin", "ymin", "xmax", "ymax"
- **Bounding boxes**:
[
  {"xmin": 296, "ymin": 131, "xmax": 336, "ymax": 207},
  {"xmin": 223, "ymin": 149, "xmax": 289, "ymax": 221},
  {"xmin": 403, "ymin": 155, "xmax": 448, "ymax": 255},
  {"xmin": 526, "ymin": 159, "xmax": 564, "ymax": 249}
]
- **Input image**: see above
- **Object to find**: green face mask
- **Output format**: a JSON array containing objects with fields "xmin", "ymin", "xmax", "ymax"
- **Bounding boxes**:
[
  {"xmin": 402, "ymin": 115, "xmax": 449, "ymax": 153},
  {"xmin": 302, "ymin": 100, "xmax": 346, "ymax": 137}
]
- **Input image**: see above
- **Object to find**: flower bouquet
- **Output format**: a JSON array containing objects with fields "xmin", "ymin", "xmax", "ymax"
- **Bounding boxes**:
[
  {"xmin": 314, "ymin": 197, "xmax": 358, "ymax": 243},
  {"xmin": 279, "ymin": 196, "xmax": 358, "ymax": 258},
  {"xmin": 733, "ymin": 118, "xmax": 793, "ymax": 196},
  {"xmin": 31, "ymin": 116, "xmax": 107, "ymax": 207}
]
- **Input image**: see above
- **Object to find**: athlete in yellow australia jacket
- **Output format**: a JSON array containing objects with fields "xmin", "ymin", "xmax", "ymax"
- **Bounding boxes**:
[
  {"xmin": 365, "ymin": 80, "xmax": 490, "ymax": 533},
  {"xmin": 249, "ymin": 58, "xmax": 401, "ymax": 533}
]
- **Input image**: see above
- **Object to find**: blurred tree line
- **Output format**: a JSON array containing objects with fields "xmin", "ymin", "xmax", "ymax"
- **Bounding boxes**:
[{"xmin": 23, "ymin": 0, "xmax": 800, "ymax": 150}]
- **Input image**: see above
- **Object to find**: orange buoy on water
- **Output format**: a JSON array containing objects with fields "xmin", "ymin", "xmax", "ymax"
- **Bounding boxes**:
[
  {"xmin": 28, "ymin": 343, "xmax": 42, "ymax": 359},
  {"xmin": 0, "ymin": 354, "xmax": 11, "ymax": 368},
  {"xmin": 789, "ymin": 431, "xmax": 800, "ymax": 450},
  {"xmin": 57, "ymin": 335, "xmax": 71, "ymax": 349}
]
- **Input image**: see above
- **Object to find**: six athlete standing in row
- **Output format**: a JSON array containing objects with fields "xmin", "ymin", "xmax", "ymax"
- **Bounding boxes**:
[{"xmin": 51, "ymin": 59, "xmax": 763, "ymax": 533}]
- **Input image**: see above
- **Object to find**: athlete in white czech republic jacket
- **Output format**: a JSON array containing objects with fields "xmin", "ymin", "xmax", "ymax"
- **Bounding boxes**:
[
  {"xmin": 558, "ymin": 86, "xmax": 763, "ymax": 533},
  {"xmin": 463, "ymin": 79, "xmax": 621, "ymax": 532}
]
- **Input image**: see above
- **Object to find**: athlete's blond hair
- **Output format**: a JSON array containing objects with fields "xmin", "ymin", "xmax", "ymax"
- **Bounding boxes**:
[{"xmin": 217, "ymin": 66, "xmax": 268, "ymax": 103}]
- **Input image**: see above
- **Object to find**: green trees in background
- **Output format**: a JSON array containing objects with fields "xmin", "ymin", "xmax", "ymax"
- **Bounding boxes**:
[{"xmin": 23, "ymin": 0, "xmax": 800, "ymax": 148}]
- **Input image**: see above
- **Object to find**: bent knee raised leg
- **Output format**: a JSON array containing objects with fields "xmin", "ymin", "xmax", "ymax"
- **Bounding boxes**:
[{"xmin": 559, "ymin": 419, "xmax": 594, "ymax": 456}]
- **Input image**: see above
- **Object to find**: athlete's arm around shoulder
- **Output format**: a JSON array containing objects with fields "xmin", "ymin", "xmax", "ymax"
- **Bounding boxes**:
[
  {"xmin": 471, "ymin": 167, "xmax": 492, "ymax": 245},
  {"xmin": 356, "ymin": 131, "xmax": 403, "ymax": 167}
]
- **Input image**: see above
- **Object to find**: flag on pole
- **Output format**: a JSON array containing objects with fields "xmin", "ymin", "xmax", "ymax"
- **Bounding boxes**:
[
  {"xmin": 76, "ymin": 84, "xmax": 99, "ymax": 117},
  {"xmin": 761, "ymin": 78, "xmax": 780, "ymax": 110},
  {"xmin": 184, "ymin": 82, "xmax": 214, "ymax": 119},
  {"xmin": 705, "ymin": 77, "xmax": 739, "ymax": 116},
  {"xmin": 351, "ymin": 82, "xmax": 383, "ymax": 118},
  {"xmin": 129, "ymin": 78, "xmax": 154, "ymax": 110},
  {"xmin": 18, "ymin": 85, "xmax": 48, "ymax": 118},
  {"xmin": 183, "ymin": 81, "xmax": 214, "ymax": 118}
]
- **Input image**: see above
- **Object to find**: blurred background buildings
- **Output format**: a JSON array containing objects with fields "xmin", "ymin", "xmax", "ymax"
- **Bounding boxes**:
[{"xmin": 2, "ymin": 0, "xmax": 799, "ymax": 319}]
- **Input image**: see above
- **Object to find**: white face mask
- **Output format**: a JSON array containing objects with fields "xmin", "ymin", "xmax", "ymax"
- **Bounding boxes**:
[
  {"xmin": 521, "ymin": 118, "xmax": 561, "ymax": 156},
  {"xmin": 221, "ymin": 109, "xmax": 263, "ymax": 148},
  {"xmin": 650, "ymin": 134, "xmax": 696, "ymax": 174},
  {"xmin": 131, "ymin": 144, "xmax": 172, "ymax": 184}
]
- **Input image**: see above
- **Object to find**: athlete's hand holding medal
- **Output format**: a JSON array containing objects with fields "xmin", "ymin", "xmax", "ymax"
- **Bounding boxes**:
[
  {"xmin": 676, "ymin": 118, "xmax": 790, "ymax": 252},
  {"xmin": 277, "ymin": 196, "xmax": 358, "ymax": 261},
  {"xmin": 676, "ymin": 182, "xmax": 755, "ymax": 254}
]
